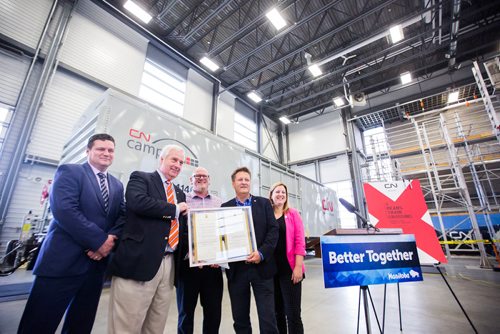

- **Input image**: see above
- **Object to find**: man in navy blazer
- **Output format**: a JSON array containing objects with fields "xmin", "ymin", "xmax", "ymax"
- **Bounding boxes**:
[
  {"xmin": 221, "ymin": 167, "xmax": 279, "ymax": 334},
  {"xmin": 108, "ymin": 144, "xmax": 188, "ymax": 334},
  {"xmin": 18, "ymin": 133, "xmax": 125, "ymax": 334}
]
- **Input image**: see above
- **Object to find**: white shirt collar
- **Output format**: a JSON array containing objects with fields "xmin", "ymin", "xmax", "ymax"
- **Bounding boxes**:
[
  {"xmin": 156, "ymin": 169, "xmax": 171, "ymax": 184},
  {"xmin": 89, "ymin": 163, "xmax": 107, "ymax": 176}
]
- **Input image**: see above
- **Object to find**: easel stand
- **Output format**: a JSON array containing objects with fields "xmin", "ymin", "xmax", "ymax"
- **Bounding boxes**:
[
  {"xmin": 356, "ymin": 283, "xmax": 404, "ymax": 334},
  {"xmin": 333, "ymin": 228, "xmax": 404, "ymax": 334},
  {"xmin": 357, "ymin": 285, "xmax": 378, "ymax": 334},
  {"xmin": 434, "ymin": 264, "xmax": 478, "ymax": 334}
]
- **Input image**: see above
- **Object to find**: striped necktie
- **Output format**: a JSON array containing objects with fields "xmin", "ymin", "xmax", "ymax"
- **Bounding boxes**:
[
  {"xmin": 166, "ymin": 181, "xmax": 179, "ymax": 250},
  {"xmin": 98, "ymin": 172, "xmax": 109, "ymax": 212}
]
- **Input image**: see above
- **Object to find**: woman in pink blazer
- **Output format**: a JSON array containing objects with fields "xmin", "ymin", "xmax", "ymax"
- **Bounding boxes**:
[{"xmin": 269, "ymin": 182, "xmax": 305, "ymax": 334}]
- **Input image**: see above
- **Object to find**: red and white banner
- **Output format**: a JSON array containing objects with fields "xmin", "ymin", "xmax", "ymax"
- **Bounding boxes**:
[{"xmin": 363, "ymin": 180, "xmax": 447, "ymax": 265}]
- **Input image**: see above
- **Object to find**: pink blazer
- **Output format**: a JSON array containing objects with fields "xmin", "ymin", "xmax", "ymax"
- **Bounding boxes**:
[{"xmin": 284, "ymin": 208, "xmax": 306, "ymax": 273}]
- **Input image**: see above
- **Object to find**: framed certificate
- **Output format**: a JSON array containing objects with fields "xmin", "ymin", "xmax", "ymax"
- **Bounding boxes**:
[{"xmin": 187, "ymin": 206, "xmax": 257, "ymax": 267}]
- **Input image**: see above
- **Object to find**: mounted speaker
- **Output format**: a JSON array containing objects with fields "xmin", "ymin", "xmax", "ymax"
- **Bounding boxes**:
[{"xmin": 350, "ymin": 92, "xmax": 367, "ymax": 106}]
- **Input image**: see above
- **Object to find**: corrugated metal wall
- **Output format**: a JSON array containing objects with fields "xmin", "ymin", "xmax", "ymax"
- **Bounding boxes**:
[
  {"xmin": 0, "ymin": 0, "xmax": 149, "ymax": 255},
  {"xmin": 0, "ymin": 53, "xmax": 30, "ymax": 107},
  {"xmin": 0, "ymin": 52, "xmax": 32, "ymax": 209},
  {"xmin": 1, "ymin": 164, "xmax": 55, "ymax": 255},
  {"xmin": 23, "ymin": 0, "xmax": 149, "ymax": 159},
  {"xmin": 26, "ymin": 70, "xmax": 105, "ymax": 161},
  {"xmin": 0, "ymin": 0, "xmax": 53, "ymax": 50},
  {"xmin": 58, "ymin": 0, "xmax": 148, "ymax": 95}
]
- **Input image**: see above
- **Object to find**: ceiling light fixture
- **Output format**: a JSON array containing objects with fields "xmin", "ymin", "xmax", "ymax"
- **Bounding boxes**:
[
  {"xmin": 333, "ymin": 97, "xmax": 346, "ymax": 107},
  {"xmin": 124, "ymin": 0, "xmax": 152, "ymax": 24},
  {"xmin": 247, "ymin": 91, "xmax": 263, "ymax": 103},
  {"xmin": 447, "ymin": 91, "xmax": 459, "ymax": 103},
  {"xmin": 200, "ymin": 57, "xmax": 219, "ymax": 72},
  {"xmin": 389, "ymin": 25, "xmax": 404, "ymax": 43},
  {"xmin": 279, "ymin": 116, "xmax": 292, "ymax": 124},
  {"xmin": 308, "ymin": 64, "xmax": 322, "ymax": 77},
  {"xmin": 400, "ymin": 72, "xmax": 412, "ymax": 85},
  {"xmin": 266, "ymin": 8, "xmax": 287, "ymax": 30}
]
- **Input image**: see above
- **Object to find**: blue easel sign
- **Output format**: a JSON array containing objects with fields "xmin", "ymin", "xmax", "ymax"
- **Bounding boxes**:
[{"xmin": 321, "ymin": 234, "xmax": 423, "ymax": 288}]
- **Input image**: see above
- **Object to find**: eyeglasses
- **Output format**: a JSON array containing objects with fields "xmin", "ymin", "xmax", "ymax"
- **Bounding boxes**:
[{"xmin": 193, "ymin": 174, "xmax": 209, "ymax": 179}]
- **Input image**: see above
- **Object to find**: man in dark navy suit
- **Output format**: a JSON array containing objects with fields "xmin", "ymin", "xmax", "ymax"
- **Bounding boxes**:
[
  {"xmin": 221, "ymin": 167, "xmax": 279, "ymax": 334},
  {"xmin": 18, "ymin": 133, "xmax": 125, "ymax": 334}
]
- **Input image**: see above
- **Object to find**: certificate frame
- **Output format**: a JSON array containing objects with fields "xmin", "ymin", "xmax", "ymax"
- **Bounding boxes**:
[{"xmin": 187, "ymin": 206, "xmax": 257, "ymax": 267}]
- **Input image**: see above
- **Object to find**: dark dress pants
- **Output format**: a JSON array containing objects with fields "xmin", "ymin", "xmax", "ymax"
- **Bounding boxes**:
[
  {"xmin": 18, "ymin": 266, "xmax": 104, "ymax": 334},
  {"xmin": 176, "ymin": 266, "xmax": 223, "ymax": 334},
  {"xmin": 227, "ymin": 265, "xmax": 278, "ymax": 334},
  {"xmin": 274, "ymin": 274, "xmax": 304, "ymax": 334}
]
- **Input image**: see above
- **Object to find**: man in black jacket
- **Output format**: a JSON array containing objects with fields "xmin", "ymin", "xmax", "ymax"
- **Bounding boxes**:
[
  {"xmin": 108, "ymin": 144, "xmax": 188, "ymax": 334},
  {"xmin": 221, "ymin": 167, "xmax": 279, "ymax": 334}
]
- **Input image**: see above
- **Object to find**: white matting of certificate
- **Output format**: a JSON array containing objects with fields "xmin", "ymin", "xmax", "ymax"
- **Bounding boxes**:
[{"xmin": 188, "ymin": 206, "xmax": 257, "ymax": 267}]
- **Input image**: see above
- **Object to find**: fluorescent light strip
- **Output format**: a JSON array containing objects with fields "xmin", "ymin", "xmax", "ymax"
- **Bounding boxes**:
[
  {"xmin": 266, "ymin": 8, "xmax": 287, "ymax": 30},
  {"xmin": 389, "ymin": 25, "xmax": 404, "ymax": 43},
  {"xmin": 247, "ymin": 91, "xmax": 262, "ymax": 103},
  {"xmin": 279, "ymin": 116, "xmax": 291, "ymax": 124},
  {"xmin": 333, "ymin": 97, "xmax": 345, "ymax": 107},
  {"xmin": 308, "ymin": 64, "xmax": 322, "ymax": 77},
  {"xmin": 448, "ymin": 91, "xmax": 459, "ymax": 103},
  {"xmin": 124, "ymin": 0, "xmax": 152, "ymax": 24},
  {"xmin": 400, "ymin": 72, "xmax": 412, "ymax": 85},
  {"xmin": 200, "ymin": 57, "xmax": 219, "ymax": 72}
]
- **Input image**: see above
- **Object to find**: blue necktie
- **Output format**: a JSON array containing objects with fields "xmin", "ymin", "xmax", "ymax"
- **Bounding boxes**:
[{"xmin": 98, "ymin": 172, "xmax": 109, "ymax": 212}]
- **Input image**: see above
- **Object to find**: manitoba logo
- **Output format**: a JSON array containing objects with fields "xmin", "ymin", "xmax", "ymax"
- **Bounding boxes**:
[{"xmin": 127, "ymin": 128, "xmax": 199, "ymax": 167}]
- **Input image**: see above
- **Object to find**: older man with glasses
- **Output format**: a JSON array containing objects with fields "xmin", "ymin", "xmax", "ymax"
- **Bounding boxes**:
[{"xmin": 176, "ymin": 167, "xmax": 224, "ymax": 334}]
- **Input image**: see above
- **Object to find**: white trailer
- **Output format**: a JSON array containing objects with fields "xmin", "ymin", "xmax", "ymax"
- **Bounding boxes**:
[{"xmin": 60, "ymin": 89, "xmax": 340, "ymax": 238}]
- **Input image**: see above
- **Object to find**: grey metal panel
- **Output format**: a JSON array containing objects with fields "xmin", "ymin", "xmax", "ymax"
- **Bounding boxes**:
[
  {"xmin": 259, "ymin": 161, "xmax": 299, "ymax": 200},
  {"xmin": 0, "ymin": 163, "xmax": 55, "ymax": 256},
  {"xmin": 0, "ymin": 53, "xmax": 29, "ymax": 106},
  {"xmin": 184, "ymin": 69, "xmax": 213, "ymax": 129},
  {"xmin": 235, "ymin": 98, "xmax": 256, "ymax": 121},
  {"xmin": 0, "ymin": 63, "xmax": 42, "ymax": 203},
  {"xmin": 260, "ymin": 162, "xmax": 271, "ymax": 190},
  {"xmin": 0, "ymin": 0, "xmax": 53, "ymax": 49},
  {"xmin": 217, "ymin": 91, "xmax": 236, "ymax": 139},
  {"xmin": 146, "ymin": 44, "xmax": 188, "ymax": 80},
  {"xmin": 291, "ymin": 163, "xmax": 316, "ymax": 181},
  {"xmin": 259, "ymin": 161, "xmax": 329, "ymax": 232},
  {"xmin": 288, "ymin": 110, "xmax": 346, "ymax": 163},
  {"xmin": 25, "ymin": 70, "xmax": 104, "ymax": 161},
  {"xmin": 283, "ymin": 173, "xmax": 298, "ymax": 194},
  {"xmin": 0, "ymin": 52, "xmax": 31, "ymax": 199},
  {"xmin": 320, "ymin": 155, "xmax": 350, "ymax": 183},
  {"xmin": 299, "ymin": 177, "xmax": 340, "ymax": 238},
  {"xmin": 269, "ymin": 168, "xmax": 282, "ymax": 187}
]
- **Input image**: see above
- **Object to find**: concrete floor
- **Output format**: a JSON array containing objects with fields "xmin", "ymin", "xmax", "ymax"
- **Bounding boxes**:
[{"xmin": 0, "ymin": 256, "xmax": 499, "ymax": 334}]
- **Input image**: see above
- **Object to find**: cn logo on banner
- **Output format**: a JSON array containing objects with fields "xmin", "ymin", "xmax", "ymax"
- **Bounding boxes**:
[{"xmin": 363, "ymin": 180, "xmax": 447, "ymax": 265}]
